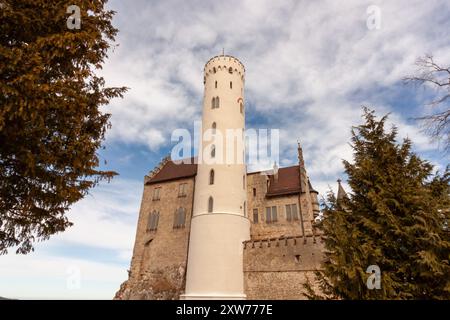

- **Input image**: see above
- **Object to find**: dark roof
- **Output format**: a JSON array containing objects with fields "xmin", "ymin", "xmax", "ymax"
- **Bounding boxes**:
[
  {"xmin": 266, "ymin": 165, "xmax": 301, "ymax": 197},
  {"xmin": 146, "ymin": 158, "xmax": 197, "ymax": 184},
  {"xmin": 308, "ymin": 179, "xmax": 318, "ymax": 193},
  {"xmin": 145, "ymin": 160, "xmax": 310, "ymax": 197}
]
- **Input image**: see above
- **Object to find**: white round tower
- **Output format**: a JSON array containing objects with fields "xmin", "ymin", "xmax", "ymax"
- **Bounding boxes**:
[{"xmin": 181, "ymin": 55, "xmax": 250, "ymax": 300}]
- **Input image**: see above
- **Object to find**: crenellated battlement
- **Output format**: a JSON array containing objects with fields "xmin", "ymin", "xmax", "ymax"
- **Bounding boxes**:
[
  {"xmin": 204, "ymin": 55, "xmax": 245, "ymax": 81},
  {"xmin": 244, "ymin": 234, "xmax": 322, "ymax": 250},
  {"xmin": 243, "ymin": 234, "xmax": 324, "ymax": 274},
  {"xmin": 144, "ymin": 155, "xmax": 171, "ymax": 184}
]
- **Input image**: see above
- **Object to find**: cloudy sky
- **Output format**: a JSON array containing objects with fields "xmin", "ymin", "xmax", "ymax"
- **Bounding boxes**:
[{"xmin": 1, "ymin": 0, "xmax": 450, "ymax": 299}]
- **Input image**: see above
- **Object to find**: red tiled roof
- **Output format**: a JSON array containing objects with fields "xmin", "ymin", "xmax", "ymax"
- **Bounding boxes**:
[
  {"xmin": 146, "ymin": 158, "xmax": 197, "ymax": 184},
  {"xmin": 266, "ymin": 165, "xmax": 301, "ymax": 197},
  {"xmin": 146, "ymin": 160, "xmax": 304, "ymax": 197}
]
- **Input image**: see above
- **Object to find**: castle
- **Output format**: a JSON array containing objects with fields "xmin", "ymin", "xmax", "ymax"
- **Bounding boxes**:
[{"xmin": 115, "ymin": 55, "xmax": 328, "ymax": 300}]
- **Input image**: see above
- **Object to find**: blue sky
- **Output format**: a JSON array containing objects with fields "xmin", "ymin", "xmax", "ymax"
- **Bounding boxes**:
[{"xmin": 1, "ymin": 0, "xmax": 449, "ymax": 299}]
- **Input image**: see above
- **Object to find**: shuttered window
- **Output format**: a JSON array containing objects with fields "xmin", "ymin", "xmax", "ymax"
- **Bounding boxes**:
[
  {"xmin": 265, "ymin": 206, "xmax": 278, "ymax": 223},
  {"xmin": 178, "ymin": 183, "xmax": 187, "ymax": 197},
  {"xmin": 285, "ymin": 204, "xmax": 299, "ymax": 221},
  {"xmin": 152, "ymin": 187, "xmax": 161, "ymax": 200},
  {"xmin": 173, "ymin": 207, "xmax": 186, "ymax": 229},
  {"xmin": 147, "ymin": 211, "xmax": 159, "ymax": 231}
]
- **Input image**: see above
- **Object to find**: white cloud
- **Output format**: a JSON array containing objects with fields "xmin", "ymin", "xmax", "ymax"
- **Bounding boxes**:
[
  {"xmin": 53, "ymin": 178, "xmax": 141, "ymax": 251},
  {"xmin": 0, "ymin": 254, "xmax": 127, "ymax": 299},
  {"xmin": 100, "ymin": 0, "xmax": 449, "ymax": 185},
  {"xmin": 0, "ymin": 178, "xmax": 142, "ymax": 299},
  {"xmin": 3, "ymin": 0, "xmax": 449, "ymax": 299}
]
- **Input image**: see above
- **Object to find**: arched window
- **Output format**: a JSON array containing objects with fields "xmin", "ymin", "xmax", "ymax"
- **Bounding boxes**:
[
  {"xmin": 215, "ymin": 96, "xmax": 220, "ymax": 108},
  {"xmin": 211, "ymin": 97, "xmax": 216, "ymax": 109},
  {"xmin": 213, "ymin": 67, "xmax": 216, "ymax": 73},
  {"xmin": 215, "ymin": 81, "xmax": 217, "ymax": 88},
  {"xmin": 240, "ymin": 102, "xmax": 244, "ymax": 114},
  {"xmin": 228, "ymin": 67, "xmax": 233, "ymax": 74},
  {"xmin": 212, "ymin": 122, "xmax": 216, "ymax": 134},
  {"xmin": 173, "ymin": 207, "xmax": 186, "ymax": 228},
  {"xmin": 230, "ymin": 81, "xmax": 232, "ymax": 89},
  {"xmin": 211, "ymin": 144, "xmax": 216, "ymax": 158},
  {"xmin": 208, "ymin": 197, "xmax": 214, "ymax": 213},
  {"xmin": 209, "ymin": 169, "xmax": 215, "ymax": 185}
]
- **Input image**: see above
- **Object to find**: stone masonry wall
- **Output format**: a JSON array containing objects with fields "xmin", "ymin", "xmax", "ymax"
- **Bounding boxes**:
[
  {"xmin": 247, "ymin": 173, "xmax": 304, "ymax": 239},
  {"xmin": 115, "ymin": 177, "xmax": 195, "ymax": 300},
  {"xmin": 244, "ymin": 236, "xmax": 324, "ymax": 299},
  {"xmin": 116, "ymin": 169, "xmax": 324, "ymax": 300}
]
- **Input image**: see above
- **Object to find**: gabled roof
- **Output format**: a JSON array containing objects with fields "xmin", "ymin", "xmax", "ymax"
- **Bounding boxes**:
[
  {"xmin": 146, "ymin": 158, "xmax": 197, "ymax": 185},
  {"xmin": 145, "ymin": 159, "xmax": 315, "ymax": 198},
  {"xmin": 266, "ymin": 165, "xmax": 301, "ymax": 197}
]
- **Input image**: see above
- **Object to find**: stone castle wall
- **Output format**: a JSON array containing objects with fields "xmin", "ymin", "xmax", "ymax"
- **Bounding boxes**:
[
  {"xmin": 115, "ymin": 177, "xmax": 194, "ymax": 300},
  {"xmin": 115, "ymin": 170, "xmax": 324, "ymax": 300},
  {"xmin": 243, "ymin": 236, "xmax": 324, "ymax": 299},
  {"xmin": 246, "ymin": 172, "xmax": 314, "ymax": 239}
]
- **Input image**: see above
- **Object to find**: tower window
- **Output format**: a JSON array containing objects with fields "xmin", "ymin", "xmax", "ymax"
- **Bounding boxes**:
[
  {"xmin": 215, "ymin": 81, "xmax": 217, "ymax": 88},
  {"xmin": 230, "ymin": 81, "xmax": 232, "ymax": 89},
  {"xmin": 243, "ymin": 175, "xmax": 245, "ymax": 189},
  {"xmin": 253, "ymin": 209, "xmax": 259, "ymax": 223},
  {"xmin": 209, "ymin": 169, "xmax": 215, "ymax": 185},
  {"xmin": 208, "ymin": 196, "xmax": 214, "ymax": 213},
  {"xmin": 213, "ymin": 67, "xmax": 216, "ymax": 73},
  {"xmin": 215, "ymin": 96, "xmax": 220, "ymax": 108},
  {"xmin": 147, "ymin": 211, "xmax": 159, "ymax": 231},
  {"xmin": 240, "ymin": 102, "xmax": 244, "ymax": 114},
  {"xmin": 212, "ymin": 122, "xmax": 216, "ymax": 134},
  {"xmin": 211, "ymin": 97, "xmax": 215, "ymax": 109},
  {"xmin": 173, "ymin": 207, "xmax": 186, "ymax": 229},
  {"xmin": 211, "ymin": 144, "xmax": 216, "ymax": 158},
  {"xmin": 228, "ymin": 67, "xmax": 233, "ymax": 74},
  {"xmin": 253, "ymin": 188, "xmax": 256, "ymax": 197}
]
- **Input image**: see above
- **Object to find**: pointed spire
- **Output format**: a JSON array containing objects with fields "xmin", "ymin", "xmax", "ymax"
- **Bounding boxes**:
[
  {"xmin": 337, "ymin": 179, "xmax": 348, "ymax": 200},
  {"xmin": 297, "ymin": 140, "xmax": 305, "ymax": 167}
]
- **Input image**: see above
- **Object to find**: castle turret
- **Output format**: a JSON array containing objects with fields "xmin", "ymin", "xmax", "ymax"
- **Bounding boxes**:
[
  {"xmin": 181, "ymin": 55, "xmax": 250, "ymax": 299},
  {"xmin": 308, "ymin": 180, "xmax": 320, "ymax": 220}
]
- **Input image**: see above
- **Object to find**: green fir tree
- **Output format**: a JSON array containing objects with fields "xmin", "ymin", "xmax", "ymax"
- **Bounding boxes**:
[
  {"xmin": 308, "ymin": 108, "xmax": 450, "ymax": 299},
  {"xmin": 0, "ymin": 1, "xmax": 127, "ymax": 254}
]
